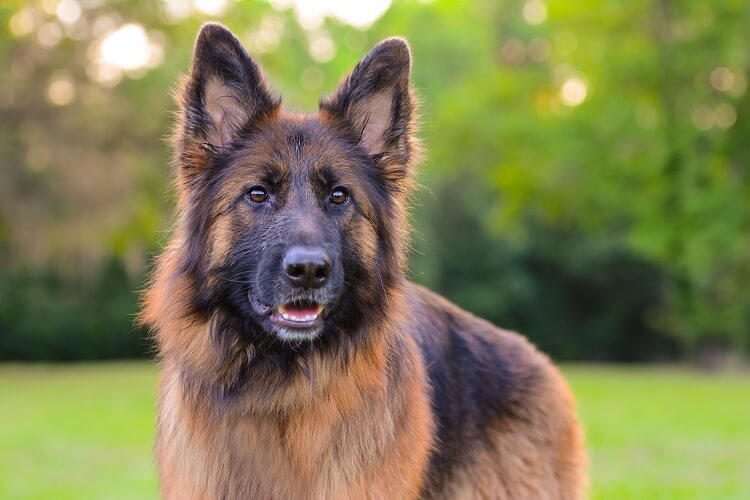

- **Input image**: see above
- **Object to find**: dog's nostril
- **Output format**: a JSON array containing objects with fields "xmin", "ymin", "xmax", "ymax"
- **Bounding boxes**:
[
  {"xmin": 287, "ymin": 263, "xmax": 305, "ymax": 279},
  {"xmin": 282, "ymin": 247, "xmax": 332, "ymax": 289},
  {"xmin": 314, "ymin": 265, "xmax": 330, "ymax": 280}
]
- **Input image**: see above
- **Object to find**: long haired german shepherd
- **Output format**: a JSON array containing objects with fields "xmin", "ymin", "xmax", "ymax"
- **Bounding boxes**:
[{"xmin": 142, "ymin": 23, "xmax": 585, "ymax": 499}]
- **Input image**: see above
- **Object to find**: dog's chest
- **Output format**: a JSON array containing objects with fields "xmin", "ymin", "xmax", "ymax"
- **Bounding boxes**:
[
  {"xmin": 230, "ymin": 409, "xmax": 368, "ymax": 496},
  {"xmin": 157, "ymin": 380, "xmax": 402, "ymax": 499}
]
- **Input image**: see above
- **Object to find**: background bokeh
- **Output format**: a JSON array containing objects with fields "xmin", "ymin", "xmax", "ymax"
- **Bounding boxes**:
[
  {"xmin": 2, "ymin": 0, "xmax": 750, "ymax": 365},
  {"xmin": 2, "ymin": 1, "xmax": 750, "ymax": 498}
]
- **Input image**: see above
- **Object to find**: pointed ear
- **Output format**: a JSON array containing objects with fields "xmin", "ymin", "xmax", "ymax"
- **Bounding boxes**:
[
  {"xmin": 177, "ymin": 23, "xmax": 278, "ymax": 166},
  {"xmin": 320, "ymin": 38, "xmax": 419, "ymax": 185}
]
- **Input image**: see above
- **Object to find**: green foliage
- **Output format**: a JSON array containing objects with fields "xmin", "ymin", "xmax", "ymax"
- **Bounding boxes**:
[
  {"xmin": 0, "ymin": 258, "xmax": 150, "ymax": 361},
  {"xmin": 0, "ymin": 0, "xmax": 748, "ymax": 360},
  {"xmin": 411, "ymin": 181, "xmax": 678, "ymax": 361}
]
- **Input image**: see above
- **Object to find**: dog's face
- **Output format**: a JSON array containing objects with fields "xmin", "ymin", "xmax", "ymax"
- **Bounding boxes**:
[
  {"xmin": 208, "ymin": 118, "xmax": 383, "ymax": 343},
  {"xmin": 172, "ymin": 24, "xmax": 417, "ymax": 350}
]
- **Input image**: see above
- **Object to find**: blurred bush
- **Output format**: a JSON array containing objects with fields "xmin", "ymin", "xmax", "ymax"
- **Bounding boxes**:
[
  {"xmin": 0, "ymin": 0, "xmax": 748, "ymax": 361},
  {"xmin": 0, "ymin": 257, "xmax": 150, "ymax": 360}
]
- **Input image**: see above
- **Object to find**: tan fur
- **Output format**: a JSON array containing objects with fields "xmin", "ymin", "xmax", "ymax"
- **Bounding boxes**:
[
  {"xmin": 442, "ymin": 337, "xmax": 586, "ymax": 499},
  {"xmin": 148, "ymin": 273, "xmax": 586, "ymax": 499},
  {"xmin": 154, "ymin": 304, "xmax": 435, "ymax": 500}
]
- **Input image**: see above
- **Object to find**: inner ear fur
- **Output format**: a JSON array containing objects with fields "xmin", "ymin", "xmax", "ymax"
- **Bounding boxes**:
[
  {"xmin": 320, "ymin": 37, "xmax": 420, "ymax": 186},
  {"xmin": 175, "ymin": 23, "xmax": 279, "ymax": 176}
]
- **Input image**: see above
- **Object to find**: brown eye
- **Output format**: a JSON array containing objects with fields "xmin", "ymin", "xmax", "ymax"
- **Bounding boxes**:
[
  {"xmin": 329, "ymin": 187, "xmax": 349, "ymax": 205},
  {"xmin": 246, "ymin": 186, "xmax": 268, "ymax": 204}
]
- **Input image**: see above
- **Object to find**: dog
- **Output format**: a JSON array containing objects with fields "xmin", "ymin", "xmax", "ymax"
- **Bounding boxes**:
[{"xmin": 141, "ymin": 22, "xmax": 586, "ymax": 499}]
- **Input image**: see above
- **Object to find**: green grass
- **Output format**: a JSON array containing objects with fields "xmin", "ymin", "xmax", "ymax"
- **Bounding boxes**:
[
  {"xmin": 566, "ymin": 366, "xmax": 750, "ymax": 499},
  {"xmin": 1, "ymin": 363, "xmax": 748, "ymax": 499},
  {"xmin": 0, "ymin": 363, "xmax": 158, "ymax": 499}
]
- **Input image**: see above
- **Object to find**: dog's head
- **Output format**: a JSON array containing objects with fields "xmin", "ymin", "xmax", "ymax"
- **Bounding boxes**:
[{"xmin": 154, "ymin": 23, "xmax": 418, "ymax": 360}]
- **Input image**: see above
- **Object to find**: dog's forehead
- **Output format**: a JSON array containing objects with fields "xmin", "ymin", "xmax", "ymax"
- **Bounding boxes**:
[
  {"xmin": 279, "ymin": 118, "xmax": 332, "ymax": 171},
  {"xmin": 238, "ymin": 115, "xmax": 349, "ymax": 172}
]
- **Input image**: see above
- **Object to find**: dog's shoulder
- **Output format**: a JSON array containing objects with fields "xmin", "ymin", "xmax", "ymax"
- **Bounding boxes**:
[
  {"xmin": 406, "ymin": 282, "xmax": 582, "ymax": 497},
  {"xmin": 407, "ymin": 282, "xmax": 558, "ymax": 414}
]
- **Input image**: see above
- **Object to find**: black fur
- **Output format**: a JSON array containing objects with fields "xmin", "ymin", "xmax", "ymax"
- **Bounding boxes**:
[{"xmin": 409, "ymin": 287, "xmax": 545, "ymax": 495}]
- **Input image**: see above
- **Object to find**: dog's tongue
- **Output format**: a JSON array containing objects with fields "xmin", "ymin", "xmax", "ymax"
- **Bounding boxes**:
[{"xmin": 278, "ymin": 303, "xmax": 323, "ymax": 321}]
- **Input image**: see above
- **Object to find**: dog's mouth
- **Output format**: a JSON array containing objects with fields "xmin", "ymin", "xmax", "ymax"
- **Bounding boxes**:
[
  {"xmin": 248, "ymin": 292, "xmax": 325, "ymax": 331},
  {"xmin": 274, "ymin": 301, "xmax": 324, "ymax": 328}
]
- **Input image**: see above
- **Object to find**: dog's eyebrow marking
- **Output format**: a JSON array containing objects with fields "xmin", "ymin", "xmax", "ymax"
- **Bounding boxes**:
[
  {"xmin": 257, "ymin": 162, "xmax": 289, "ymax": 187},
  {"xmin": 312, "ymin": 163, "xmax": 339, "ymax": 187}
]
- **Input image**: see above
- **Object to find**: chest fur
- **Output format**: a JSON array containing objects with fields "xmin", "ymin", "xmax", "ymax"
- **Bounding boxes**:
[{"xmin": 155, "ymin": 357, "xmax": 433, "ymax": 500}]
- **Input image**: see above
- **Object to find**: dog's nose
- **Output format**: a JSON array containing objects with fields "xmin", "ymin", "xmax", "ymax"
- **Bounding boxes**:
[{"xmin": 282, "ymin": 247, "xmax": 331, "ymax": 289}]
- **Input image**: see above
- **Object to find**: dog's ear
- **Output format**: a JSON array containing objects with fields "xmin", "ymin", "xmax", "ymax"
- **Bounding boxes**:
[
  {"xmin": 176, "ymin": 23, "xmax": 278, "ymax": 172},
  {"xmin": 320, "ymin": 38, "xmax": 418, "ymax": 185}
]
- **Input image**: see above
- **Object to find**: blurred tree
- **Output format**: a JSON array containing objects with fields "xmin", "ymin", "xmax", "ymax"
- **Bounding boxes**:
[
  {"xmin": 0, "ymin": 0, "xmax": 747, "ymax": 361},
  {"xmin": 410, "ymin": 0, "xmax": 750, "ymax": 359}
]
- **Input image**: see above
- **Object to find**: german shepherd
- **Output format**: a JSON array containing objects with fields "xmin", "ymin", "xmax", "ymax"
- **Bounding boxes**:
[{"xmin": 142, "ymin": 23, "xmax": 585, "ymax": 499}]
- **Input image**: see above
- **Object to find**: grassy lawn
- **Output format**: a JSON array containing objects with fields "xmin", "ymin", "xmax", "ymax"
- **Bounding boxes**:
[
  {"xmin": 565, "ymin": 366, "xmax": 750, "ymax": 499},
  {"xmin": 1, "ymin": 363, "xmax": 748, "ymax": 499}
]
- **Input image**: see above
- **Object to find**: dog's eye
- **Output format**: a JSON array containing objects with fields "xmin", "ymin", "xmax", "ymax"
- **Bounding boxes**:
[
  {"xmin": 246, "ymin": 186, "xmax": 268, "ymax": 204},
  {"xmin": 329, "ymin": 187, "xmax": 349, "ymax": 205}
]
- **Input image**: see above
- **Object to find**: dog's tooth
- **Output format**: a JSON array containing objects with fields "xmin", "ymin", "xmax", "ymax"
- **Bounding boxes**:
[{"xmin": 277, "ymin": 307, "xmax": 320, "ymax": 324}]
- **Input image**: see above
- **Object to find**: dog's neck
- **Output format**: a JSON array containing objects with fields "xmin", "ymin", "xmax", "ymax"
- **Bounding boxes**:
[
  {"xmin": 154, "ymin": 300, "xmax": 433, "ymax": 499},
  {"xmin": 144, "ymin": 242, "xmax": 410, "ymax": 416},
  {"xmin": 170, "ymin": 316, "xmax": 398, "ymax": 419},
  {"xmin": 161, "ymin": 295, "xmax": 407, "ymax": 417}
]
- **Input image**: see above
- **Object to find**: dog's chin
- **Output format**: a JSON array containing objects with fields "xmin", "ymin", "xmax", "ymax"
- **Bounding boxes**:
[
  {"xmin": 271, "ymin": 325, "xmax": 324, "ymax": 342},
  {"xmin": 248, "ymin": 290, "xmax": 328, "ymax": 343}
]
